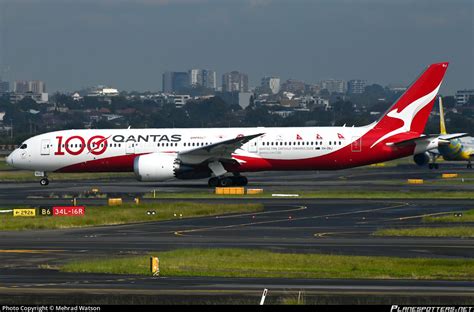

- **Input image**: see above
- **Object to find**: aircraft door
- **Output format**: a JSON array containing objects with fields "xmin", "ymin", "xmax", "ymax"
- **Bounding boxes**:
[
  {"xmin": 351, "ymin": 137, "xmax": 362, "ymax": 152},
  {"xmin": 126, "ymin": 141, "xmax": 135, "ymax": 154},
  {"xmin": 248, "ymin": 138, "xmax": 258, "ymax": 153},
  {"xmin": 41, "ymin": 139, "xmax": 50, "ymax": 155}
]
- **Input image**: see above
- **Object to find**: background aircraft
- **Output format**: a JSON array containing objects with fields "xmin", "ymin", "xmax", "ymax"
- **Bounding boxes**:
[{"xmin": 416, "ymin": 97, "xmax": 473, "ymax": 169}]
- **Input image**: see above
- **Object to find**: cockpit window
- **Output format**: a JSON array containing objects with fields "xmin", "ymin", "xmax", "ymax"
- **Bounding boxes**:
[{"xmin": 20, "ymin": 144, "xmax": 27, "ymax": 149}]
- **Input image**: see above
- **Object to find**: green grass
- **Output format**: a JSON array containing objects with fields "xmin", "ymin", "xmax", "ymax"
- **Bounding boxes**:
[
  {"xmin": 0, "ymin": 157, "xmax": 12, "ymax": 171},
  {"xmin": 0, "ymin": 202, "xmax": 263, "ymax": 231},
  {"xmin": 60, "ymin": 248, "xmax": 474, "ymax": 280},
  {"xmin": 0, "ymin": 170, "xmax": 135, "ymax": 182},
  {"xmin": 423, "ymin": 209, "xmax": 474, "ymax": 223},
  {"xmin": 374, "ymin": 227, "xmax": 474, "ymax": 238}
]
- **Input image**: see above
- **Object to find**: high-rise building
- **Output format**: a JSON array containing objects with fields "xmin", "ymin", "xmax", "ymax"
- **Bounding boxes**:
[
  {"xmin": 189, "ymin": 69, "xmax": 201, "ymax": 87},
  {"xmin": 222, "ymin": 71, "xmax": 249, "ymax": 92},
  {"xmin": 13, "ymin": 80, "xmax": 29, "ymax": 93},
  {"xmin": 281, "ymin": 79, "xmax": 305, "ymax": 94},
  {"xmin": 347, "ymin": 80, "xmax": 367, "ymax": 94},
  {"xmin": 188, "ymin": 69, "xmax": 216, "ymax": 90},
  {"xmin": 162, "ymin": 72, "xmax": 173, "ymax": 93},
  {"xmin": 13, "ymin": 80, "xmax": 46, "ymax": 94},
  {"xmin": 456, "ymin": 89, "xmax": 474, "ymax": 106},
  {"xmin": 319, "ymin": 79, "xmax": 346, "ymax": 94},
  {"xmin": 162, "ymin": 72, "xmax": 190, "ymax": 93},
  {"xmin": 28, "ymin": 80, "xmax": 46, "ymax": 94},
  {"xmin": 0, "ymin": 80, "xmax": 9, "ymax": 93},
  {"xmin": 261, "ymin": 76, "xmax": 280, "ymax": 94}
]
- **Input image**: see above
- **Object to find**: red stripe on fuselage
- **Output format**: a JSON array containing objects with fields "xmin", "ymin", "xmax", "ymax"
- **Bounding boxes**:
[{"xmin": 55, "ymin": 153, "xmax": 147, "ymax": 173}]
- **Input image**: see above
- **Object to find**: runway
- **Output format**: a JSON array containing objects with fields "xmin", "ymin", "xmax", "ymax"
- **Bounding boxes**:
[
  {"xmin": 0, "ymin": 166, "xmax": 473, "ymax": 304},
  {"xmin": 0, "ymin": 164, "xmax": 473, "ymax": 207}
]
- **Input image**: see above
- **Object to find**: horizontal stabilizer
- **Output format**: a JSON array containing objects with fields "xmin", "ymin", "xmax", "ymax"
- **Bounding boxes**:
[
  {"xmin": 385, "ymin": 134, "xmax": 438, "ymax": 147},
  {"xmin": 438, "ymin": 133, "xmax": 469, "ymax": 141}
]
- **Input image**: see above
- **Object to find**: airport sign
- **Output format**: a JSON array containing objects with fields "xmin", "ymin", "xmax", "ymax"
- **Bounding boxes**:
[
  {"xmin": 13, "ymin": 208, "xmax": 36, "ymax": 217},
  {"xmin": 53, "ymin": 206, "xmax": 85, "ymax": 217}
]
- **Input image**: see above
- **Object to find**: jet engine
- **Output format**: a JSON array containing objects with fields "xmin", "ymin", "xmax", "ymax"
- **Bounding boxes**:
[
  {"xmin": 413, "ymin": 152, "xmax": 430, "ymax": 166},
  {"xmin": 134, "ymin": 153, "xmax": 179, "ymax": 181},
  {"xmin": 133, "ymin": 153, "xmax": 212, "ymax": 182}
]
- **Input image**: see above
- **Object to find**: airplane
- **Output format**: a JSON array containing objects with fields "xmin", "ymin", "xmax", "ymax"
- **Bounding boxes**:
[
  {"xmin": 6, "ymin": 62, "xmax": 449, "ymax": 187},
  {"xmin": 415, "ymin": 97, "xmax": 473, "ymax": 169}
]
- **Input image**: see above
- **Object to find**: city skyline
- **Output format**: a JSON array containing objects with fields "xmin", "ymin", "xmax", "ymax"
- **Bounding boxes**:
[{"xmin": 0, "ymin": 0, "xmax": 472, "ymax": 94}]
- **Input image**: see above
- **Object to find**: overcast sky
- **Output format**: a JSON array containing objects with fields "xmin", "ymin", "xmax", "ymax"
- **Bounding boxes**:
[{"xmin": 0, "ymin": 0, "xmax": 472, "ymax": 94}]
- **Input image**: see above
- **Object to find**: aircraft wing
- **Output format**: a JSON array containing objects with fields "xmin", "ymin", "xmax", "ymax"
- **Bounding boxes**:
[{"xmin": 178, "ymin": 133, "xmax": 264, "ymax": 164}]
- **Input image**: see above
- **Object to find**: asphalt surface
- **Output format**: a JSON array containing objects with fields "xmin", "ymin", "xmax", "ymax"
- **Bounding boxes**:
[
  {"xmin": 0, "ymin": 163, "xmax": 473, "ymax": 207},
  {"xmin": 0, "ymin": 165, "xmax": 473, "ymax": 304}
]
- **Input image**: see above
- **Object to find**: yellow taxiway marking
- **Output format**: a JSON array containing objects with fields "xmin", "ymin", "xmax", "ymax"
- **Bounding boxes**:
[
  {"xmin": 213, "ymin": 205, "xmax": 308, "ymax": 219},
  {"xmin": 0, "ymin": 249, "xmax": 65, "ymax": 254},
  {"xmin": 384, "ymin": 211, "xmax": 457, "ymax": 222},
  {"xmin": 314, "ymin": 231, "xmax": 363, "ymax": 238},
  {"xmin": 173, "ymin": 205, "xmax": 308, "ymax": 236},
  {"xmin": 174, "ymin": 201, "xmax": 409, "ymax": 236}
]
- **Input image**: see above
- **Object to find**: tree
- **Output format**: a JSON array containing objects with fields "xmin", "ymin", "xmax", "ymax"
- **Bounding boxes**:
[{"xmin": 441, "ymin": 96, "xmax": 456, "ymax": 108}]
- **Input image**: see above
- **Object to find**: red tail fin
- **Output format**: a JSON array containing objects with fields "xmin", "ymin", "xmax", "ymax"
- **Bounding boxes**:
[{"xmin": 371, "ymin": 62, "xmax": 448, "ymax": 147}]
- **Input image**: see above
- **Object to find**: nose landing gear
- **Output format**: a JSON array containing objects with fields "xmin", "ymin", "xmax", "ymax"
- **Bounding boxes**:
[{"xmin": 35, "ymin": 171, "xmax": 49, "ymax": 186}]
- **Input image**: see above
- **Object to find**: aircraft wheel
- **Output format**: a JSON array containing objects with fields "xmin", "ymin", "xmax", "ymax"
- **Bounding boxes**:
[
  {"xmin": 468, "ymin": 164, "xmax": 472, "ymax": 169},
  {"xmin": 238, "ymin": 176, "xmax": 248, "ymax": 186},
  {"xmin": 208, "ymin": 177, "xmax": 219, "ymax": 187},
  {"xmin": 219, "ymin": 177, "xmax": 233, "ymax": 187},
  {"xmin": 434, "ymin": 164, "xmax": 439, "ymax": 169},
  {"xmin": 428, "ymin": 164, "xmax": 433, "ymax": 169},
  {"xmin": 231, "ymin": 176, "xmax": 247, "ymax": 186},
  {"xmin": 40, "ymin": 178, "xmax": 49, "ymax": 186}
]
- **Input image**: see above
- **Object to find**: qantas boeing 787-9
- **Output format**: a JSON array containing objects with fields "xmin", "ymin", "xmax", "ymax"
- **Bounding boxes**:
[{"xmin": 6, "ymin": 62, "xmax": 452, "ymax": 187}]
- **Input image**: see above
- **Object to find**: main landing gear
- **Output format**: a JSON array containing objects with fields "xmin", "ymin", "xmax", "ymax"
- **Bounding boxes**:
[
  {"xmin": 468, "ymin": 160, "xmax": 472, "ymax": 169},
  {"xmin": 428, "ymin": 154, "xmax": 439, "ymax": 169},
  {"xmin": 208, "ymin": 176, "xmax": 248, "ymax": 187},
  {"xmin": 39, "ymin": 177, "xmax": 49, "ymax": 186}
]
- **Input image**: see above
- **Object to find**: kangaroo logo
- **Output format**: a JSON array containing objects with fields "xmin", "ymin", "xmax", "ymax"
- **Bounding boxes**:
[{"xmin": 370, "ymin": 83, "xmax": 442, "ymax": 148}]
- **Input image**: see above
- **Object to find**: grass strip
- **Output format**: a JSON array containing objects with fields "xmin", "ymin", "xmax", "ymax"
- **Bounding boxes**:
[
  {"xmin": 0, "ymin": 202, "xmax": 263, "ymax": 231},
  {"xmin": 0, "ymin": 170, "xmax": 135, "ymax": 181},
  {"xmin": 423, "ymin": 209, "xmax": 474, "ymax": 223},
  {"xmin": 60, "ymin": 248, "xmax": 474, "ymax": 280},
  {"xmin": 374, "ymin": 227, "xmax": 474, "ymax": 238}
]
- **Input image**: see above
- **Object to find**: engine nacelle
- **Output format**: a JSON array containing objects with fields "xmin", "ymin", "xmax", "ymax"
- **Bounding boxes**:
[
  {"xmin": 134, "ymin": 153, "xmax": 178, "ymax": 182},
  {"xmin": 413, "ymin": 152, "xmax": 430, "ymax": 166}
]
